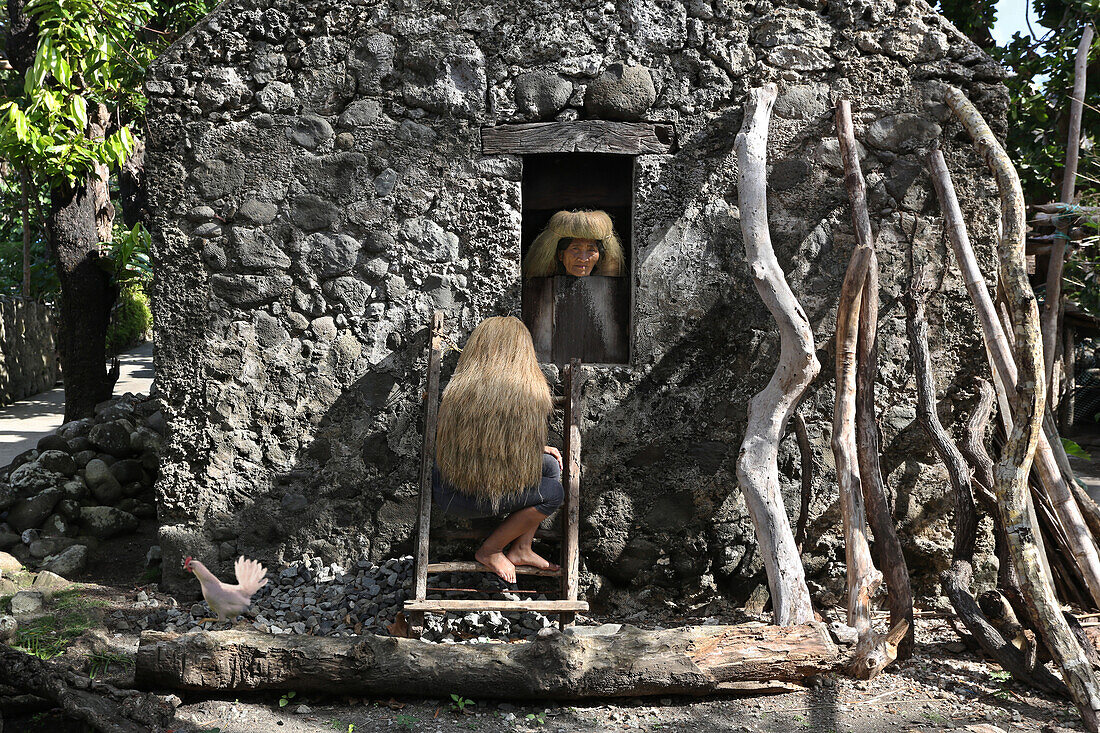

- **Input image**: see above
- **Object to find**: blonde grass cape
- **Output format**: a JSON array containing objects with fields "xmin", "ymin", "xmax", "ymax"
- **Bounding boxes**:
[
  {"xmin": 523, "ymin": 209, "xmax": 625, "ymax": 278},
  {"xmin": 435, "ymin": 316, "xmax": 553, "ymax": 508}
]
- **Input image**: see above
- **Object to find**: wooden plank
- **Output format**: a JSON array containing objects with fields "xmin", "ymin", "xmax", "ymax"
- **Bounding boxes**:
[
  {"xmin": 522, "ymin": 277, "xmax": 554, "ymax": 361},
  {"xmin": 426, "ymin": 561, "xmax": 561, "ymax": 577},
  {"xmin": 403, "ymin": 599, "xmax": 590, "ymax": 613},
  {"xmin": 435, "ymin": 527, "xmax": 561, "ymax": 541},
  {"xmin": 482, "ymin": 121, "xmax": 674, "ymax": 156},
  {"xmin": 560, "ymin": 359, "xmax": 582, "ymax": 627},
  {"xmin": 414, "ymin": 310, "xmax": 445, "ymax": 608}
]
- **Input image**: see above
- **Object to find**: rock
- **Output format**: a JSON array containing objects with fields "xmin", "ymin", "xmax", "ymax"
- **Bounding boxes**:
[
  {"xmin": 0, "ymin": 530, "xmax": 19, "ymax": 549},
  {"xmin": 0, "ymin": 551, "xmax": 23, "ymax": 575},
  {"xmin": 7, "ymin": 488, "xmax": 62, "ymax": 532},
  {"xmin": 0, "ymin": 615, "xmax": 16, "ymax": 643},
  {"xmin": 10, "ymin": 590, "xmax": 43, "ymax": 615},
  {"xmin": 828, "ymin": 620, "xmax": 859, "ymax": 645},
  {"xmin": 295, "ymin": 704, "xmax": 313, "ymax": 714},
  {"xmin": 29, "ymin": 537, "xmax": 78, "ymax": 559},
  {"xmin": 61, "ymin": 478, "xmax": 88, "ymax": 500},
  {"xmin": 72, "ymin": 450, "xmax": 97, "ymax": 469},
  {"xmin": 865, "ymin": 114, "xmax": 942, "ymax": 153},
  {"xmin": 146, "ymin": 545, "xmax": 163, "ymax": 566},
  {"xmin": 398, "ymin": 218, "xmax": 458, "ymax": 262},
  {"xmin": 20, "ymin": 528, "xmax": 39, "ymax": 545},
  {"xmin": 8, "ymin": 461, "xmax": 63, "ymax": 494},
  {"xmin": 88, "ymin": 422, "xmax": 133, "ymax": 458},
  {"xmin": 306, "ymin": 232, "xmax": 361, "ymax": 276},
  {"xmin": 42, "ymin": 513, "xmax": 73, "ymax": 537},
  {"xmin": 109, "ymin": 459, "xmax": 145, "ymax": 485},
  {"xmin": 85, "ymin": 459, "xmax": 125, "ymax": 505},
  {"xmin": 41, "ymin": 545, "xmax": 88, "ymax": 578},
  {"xmin": 287, "ymin": 114, "xmax": 334, "ymax": 150},
  {"xmin": 57, "ymin": 499, "xmax": 81, "ymax": 520},
  {"xmin": 514, "ymin": 70, "xmax": 572, "ymax": 119},
  {"xmin": 237, "ymin": 199, "xmax": 278, "ymax": 225},
  {"xmin": 67, "ymin": 436, "xmax": 93, "ymax": 453},
  {"xmin": 79, "ymin": 506, "xmax": 139, "ymax": 539},
  {"xmin": 257, "ymin": 80, "xmax": 296, "ymax": 113},
  {"xmin": 338, "ymin": 99, "xmax": 382, "ymax": 128},
  {"xmin": 210, "ymin": 274, "xmax": 293, "ymax": 306},
  {"xmin": 32, "ymin": 570, "xmax": 69, "ymax": 594},
  {"xmin": 774, "ymin": 84, "xmax": 829, "ymax": 120},
  {"xmin": 36, "ymin": 434, "xmax": 70, "ymax": 453},
  {"xmin": 765, "ymin": 45, "xmax": 834, "ymax": 71},
  {"xmin": 583, "ymin": 63, "xmax": 656, "ymax": 121},
  {"xmin": 291, "ymin": 194, "xmax": 340, "ymax": 232}
]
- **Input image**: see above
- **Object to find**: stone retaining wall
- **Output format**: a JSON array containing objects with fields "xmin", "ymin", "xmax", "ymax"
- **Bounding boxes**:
[{"xmin": 0, "ymin": 298, "xmax": 58, "ymax": 405}]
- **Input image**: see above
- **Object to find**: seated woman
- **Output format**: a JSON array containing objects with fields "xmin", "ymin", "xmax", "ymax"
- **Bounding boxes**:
[
  {"xmin": 433, "ymin": 316, "xmax": 564, "ymax": 584},
  {"xmin": 523, "ymin": 209, "xmax": 625, "ymax": 278}
]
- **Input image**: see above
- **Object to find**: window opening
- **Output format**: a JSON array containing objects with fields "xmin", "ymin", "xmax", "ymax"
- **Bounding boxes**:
[{"xmin": 520, "ymin": 153, "xmax": 633, "ymax": 366}]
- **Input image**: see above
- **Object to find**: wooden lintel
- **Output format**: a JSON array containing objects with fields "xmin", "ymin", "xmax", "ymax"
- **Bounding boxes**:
[{"xmin": 481, "ymin": 121, "xmax": 674, "ymax": 156}]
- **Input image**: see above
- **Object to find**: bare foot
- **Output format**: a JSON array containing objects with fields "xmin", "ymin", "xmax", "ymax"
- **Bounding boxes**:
[
  {"xmin": 475, "ymin": 549, "xmax": 517, "ymax": 583},
  {"xmin": 506, "ymin": 547, "xmax": 560, "ymax": 572}
]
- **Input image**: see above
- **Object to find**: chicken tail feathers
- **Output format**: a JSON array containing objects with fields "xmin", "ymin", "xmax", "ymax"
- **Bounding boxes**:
[{"xmin": 234, "ymin": 556, "xmax": 269, "ymax": 595}]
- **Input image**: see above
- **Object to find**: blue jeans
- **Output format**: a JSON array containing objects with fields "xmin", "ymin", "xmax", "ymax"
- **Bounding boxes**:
[{"xmin": 432, "ymin": 453, "xmax": 563, "ymax": 518}]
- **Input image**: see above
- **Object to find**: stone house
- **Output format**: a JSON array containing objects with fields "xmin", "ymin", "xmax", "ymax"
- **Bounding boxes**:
[{"xmin": 146, "ymin": 0, "xmax": 1007, "ymax": 606}]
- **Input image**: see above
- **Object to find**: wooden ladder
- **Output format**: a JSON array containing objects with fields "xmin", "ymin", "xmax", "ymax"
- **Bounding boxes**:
[{"xmin": 405, "ymin": 310, "xmax": 587, "ymax": 636}]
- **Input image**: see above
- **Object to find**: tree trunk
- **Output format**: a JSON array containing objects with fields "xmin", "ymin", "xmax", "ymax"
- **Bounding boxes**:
[
  {"xmin": 136, "ymin": 625, "xmax": 841, "ymax": 697},
  {"xmin": 21, "ymin": 167, "xmax": 31, "ymax": 298},
  {"xmin": 49, "ymin": 104, "xmax": 119, "ymax": 421},
  {"xmin": 793, "ymin": 413, "xmax": 813, "ymax": 552},
  {"xmin": 119, "ymin": 137, "xmax": 148, "ymax": 229},
  {"xmin": 734, "ymin": 83, "xmax": 818, "ymax": 626},
  {"xmin": 1042, "ymin": 25, "xmax": 1094, "ymax": 394},
  {"xmin": 944, "ymin": 84, "xmax": 1100, "ymax": 733},
  {"xmin": 0, "ymin": 643, "xmax": 173, "ymax": 733}
]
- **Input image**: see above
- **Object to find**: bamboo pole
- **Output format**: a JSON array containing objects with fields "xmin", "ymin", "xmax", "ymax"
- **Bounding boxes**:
[
  {"xmin": 836, "ymin": 99, "xmax": 913, "ymax": 660},
  {"xmin": 734, "ymin": 83, "xmax": 818, "ymax": 626},
  {"xmin": 1043, "ymin": 25, "xmax": 1095, "ymax": 396},
  {"xmin": 944, "ymin": 84, "xmax": 1100, "ymax": 733}
]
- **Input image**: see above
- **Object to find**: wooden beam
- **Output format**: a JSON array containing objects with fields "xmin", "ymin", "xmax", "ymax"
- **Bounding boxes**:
[
  {"xmin": 560, "ymin": 359, "xmax": 583, "ymax": 627},
  {"xmin": 481, "ymin": 121, "xmax": 674, "ymax": 156},
  {"xmin": 426, "ymin": 561, "xmax": 560, "ymax": 577},
  {"xmin": 403, "ymin": 599, "xmax": 589, "ymax": 613},
  {"xmin": 135, "ymin": 624, "xmax": 839, "ymax": 698}
]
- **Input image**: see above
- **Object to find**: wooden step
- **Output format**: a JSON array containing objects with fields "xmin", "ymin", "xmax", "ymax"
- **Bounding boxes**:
[
  {"xmin": 426, "ymin": 561, "xmax": 560, "ymax": 577},
  {"xmin": 403, "ymin": 599, "xmax": 589, "ymax": 613},
  {"xmin": 434, "ymin": 527, "xmax": 561, "ymax": 541}
]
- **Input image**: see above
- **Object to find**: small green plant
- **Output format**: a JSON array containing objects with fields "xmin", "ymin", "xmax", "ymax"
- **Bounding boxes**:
[
  {"xmin": 989, "ymin": 670, "xmax": 1011, "ymax": 682},
  {"xmin": 105, "ymin": 283, "xmax": 152, "ymax": 355},
  {"xmin": 12, "ymin": 589, "xmax": 107, "ymax": 659},
  {"xmin": 525, "ymin": 712, "xmax": 546, "ymax": 726},
  {"xmin": 395, "ymin": 713, "xmax": 418, "ymax": 729},
  {"xmin": 326, "ymin": 720, "xmax": 355, "ymax": 732},
  {"xmin": 1062, "ymin": 437, "xmax": 1091, "ymax": 460},
  {"xmin": 278, "ymin": 690, "xmax": 296, "ymax": 708},
  {"xmin": 449, "ymin": 694, "xmax": 475, "ymax": 713},
  {"xmin": 88, "ymin": 651, "xmax": 133, "ymax": 678}
]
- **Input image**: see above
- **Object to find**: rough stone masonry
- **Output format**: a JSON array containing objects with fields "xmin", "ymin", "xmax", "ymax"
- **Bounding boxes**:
[{"xmin": 145, "ymin": 0, "xmax": 1009, "ymax": 610}]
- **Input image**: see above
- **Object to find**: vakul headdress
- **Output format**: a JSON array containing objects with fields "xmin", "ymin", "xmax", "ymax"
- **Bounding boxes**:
[{"xmin": 522, "ymin": 210, "xmax": 625, "ymax": 278}]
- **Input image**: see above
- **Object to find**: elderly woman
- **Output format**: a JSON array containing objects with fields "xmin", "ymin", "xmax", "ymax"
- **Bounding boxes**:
[
  {"xmin": 523, "ymin": 209, "xmax": 625, "ymax": 278},
  {"xmin": 433, "ymin": 316, "xmax": 563, "ymax": 583}
]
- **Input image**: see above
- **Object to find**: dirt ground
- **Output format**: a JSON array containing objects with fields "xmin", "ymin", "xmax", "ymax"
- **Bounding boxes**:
[{"xmin": 10, "ymin": 461, "xmax": 1100, "ymax": 733}]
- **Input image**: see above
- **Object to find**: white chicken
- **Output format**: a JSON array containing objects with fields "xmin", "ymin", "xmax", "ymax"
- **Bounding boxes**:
[{"xmin": 182, "ymin": 555, "xmax": 268, "ymax": 624}]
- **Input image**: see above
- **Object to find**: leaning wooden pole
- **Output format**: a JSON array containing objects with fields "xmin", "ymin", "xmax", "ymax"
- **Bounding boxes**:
[
  {"xmin": 944, "ymin": 84, "xmax": 1100, "ymax": 732},
  {"xmin": 1043, "ymin": 24, "xmax": 1094, "ymax": 394},
  {"xmin": 734, "ymin": 83, "xmax": 818, "ymax": 626},
  {"xmin": 837, "ymin": 99, "xmax": 914, "ymax": 661},
  {"xmin": 928, "ymin": 148, "xmax": 1100, "ymax": 607}
]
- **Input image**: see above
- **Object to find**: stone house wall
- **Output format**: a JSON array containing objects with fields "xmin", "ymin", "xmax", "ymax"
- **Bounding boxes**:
[
  {"xmin": 146, "ymin": 0, "xmax": 1009, "ymax": 606},
  {"xmin": 0, "ymin": 298, "xmax": 59, "ymax": 406}
]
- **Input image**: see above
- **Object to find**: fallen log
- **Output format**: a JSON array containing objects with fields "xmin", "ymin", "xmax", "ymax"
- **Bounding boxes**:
[
  {"xmin": 135, "ymin": 624, "xmax": 840, "ymax": 697},
  {"xmin": 0, "ymin": 643, "xmax": 173, "ymax": 733}
]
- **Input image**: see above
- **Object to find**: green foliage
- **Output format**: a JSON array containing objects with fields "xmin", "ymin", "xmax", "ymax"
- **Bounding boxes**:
[
  {"xmin": 105, "ymin": 284, "xmax": 151, "ymax": 355},
  {"xmin": 11, "ymin": 588, "xmax": 106, "ymax": 659},
  {"xmin": 104, "ymin": 222, "xmax": 153, "ymax": 287},
  {"xmin": 1062, "ymin": 436, "xmax": 1092, "ymax": 458},
  {"xmin": 88, "ymin": 650, "xmax": 134, "ymax": 678},
  {"xmin": 449, "ymin": 694, "xmax": 475, "ymax": 713},
  {"xmin": 525, "ymin": 712, "xmax": 547, "ymax": 726},
  {"xmin": 278, "ymin": 690, "xmax": 297, "ymax": 708},
  {"xmin": 395, "ymin": 713, "xmax": 419, "ymax": 729}
]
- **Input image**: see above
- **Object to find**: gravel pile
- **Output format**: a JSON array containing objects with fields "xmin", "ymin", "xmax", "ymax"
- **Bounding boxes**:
[{"xmin": 136, "ymin": 554, "xmax": 566, "ymax": 642}]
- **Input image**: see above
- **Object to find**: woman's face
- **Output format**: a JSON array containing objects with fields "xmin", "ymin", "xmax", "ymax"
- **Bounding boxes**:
[{"xmin": 559, "ymin": 238, "xmax": 601, "ymax": 277}]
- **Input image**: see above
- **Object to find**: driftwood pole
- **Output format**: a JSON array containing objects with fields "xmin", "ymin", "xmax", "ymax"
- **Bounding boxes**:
[
  {"xmin": 928, "ymin": 148, "xmax": 1100, "ymax": 606},
  {"xmin": 837, "ymin": 99, "xmax": 914, "ymax": 661},
  {"xmin": 734, "ymin": 83, "xmax": 818, "ymax": 626},
  {"xmin": 944, "ymin": 84, "xmax": 1100, "ymax": 733},
  {"xmin": 1042, "ymin": 25, "xmax": 1094, "ymax": 395}
]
